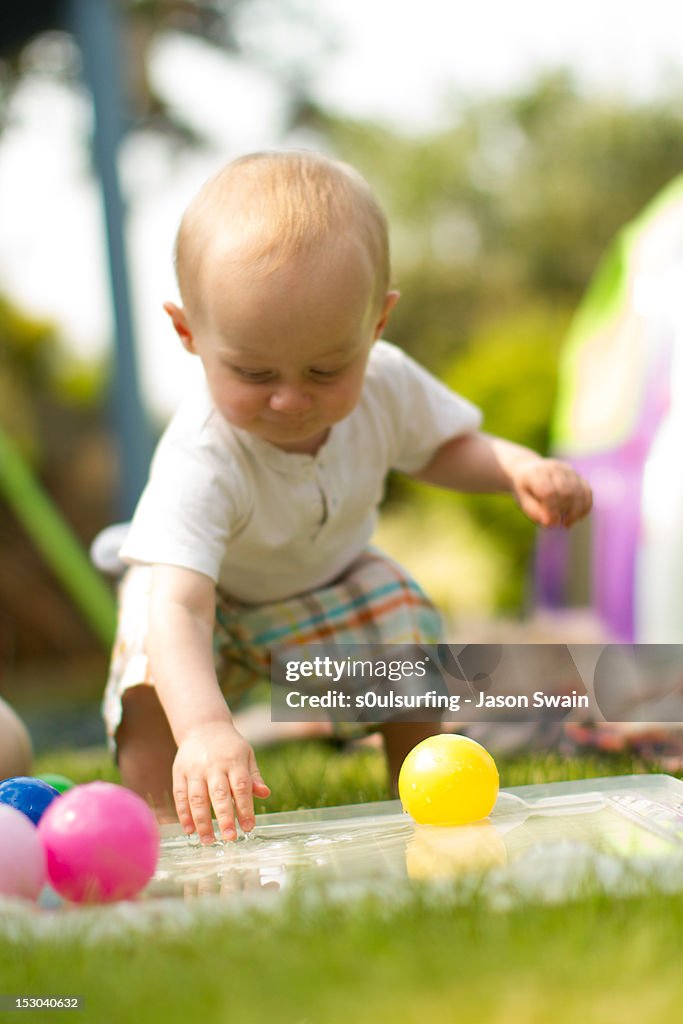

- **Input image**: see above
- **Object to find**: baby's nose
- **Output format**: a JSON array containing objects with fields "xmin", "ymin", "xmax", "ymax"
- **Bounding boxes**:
[{"xmin": 269, "ymin": 386, "xmax": 313, "ymax": 415}]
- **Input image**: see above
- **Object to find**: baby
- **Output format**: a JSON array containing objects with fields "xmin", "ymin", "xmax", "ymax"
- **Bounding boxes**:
[{"xmin": 104, "ymin": 150, "xmax": 592, "ymax": 844}]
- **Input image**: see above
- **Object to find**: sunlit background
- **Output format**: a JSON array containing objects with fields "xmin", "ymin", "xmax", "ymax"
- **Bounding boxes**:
[
  {"xmin": 3, "ymin": 1, "xmax": 683, "ymax": 412},
  {"xmin": 2, "ymin": 0, "xmax": 683, "ymax": 713}
]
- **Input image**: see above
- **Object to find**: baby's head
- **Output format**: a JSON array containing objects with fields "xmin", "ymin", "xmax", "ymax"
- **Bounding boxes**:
[
  {"xmin": 175, "ymin": 150, "xmax": 390, "ymax": 319},
  {"xmin": 165, "ymin": 151, "xmax": 399, "ymax": 452}
]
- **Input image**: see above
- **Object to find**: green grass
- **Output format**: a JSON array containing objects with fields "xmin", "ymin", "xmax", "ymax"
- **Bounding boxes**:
[
  {"xmin": 2, "ymin": 743, "xmax": 681, "ymax": 1024},
  {"xmin": 3, "ymin": 889, "xmax": 683, "ymax": 1024},
  {"xmin": 31, "ymin": 741, "xmax": 653, "ymax": 814}
]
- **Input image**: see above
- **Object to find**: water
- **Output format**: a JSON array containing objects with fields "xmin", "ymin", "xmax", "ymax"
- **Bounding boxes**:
[{"xmin": 145, "ymin": 775, "xmax": 683, "ymax": 903}]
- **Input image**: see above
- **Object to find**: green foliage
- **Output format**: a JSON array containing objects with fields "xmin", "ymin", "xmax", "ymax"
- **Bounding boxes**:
[
  {"xmin": 0, "ymin": 295, "xmax": 104, "ymax": 461},
  {"xmin": 0, "ymin": 296, "xmax": 56, "ymax": 378},
  {"xmin": 312, "ymin": 74, "xmax": 683, "ymax": 612},
  {"xmin": 322, "ymin": 72, "xmax": 683, "ymax": 367},
  {"xmin": 0, "ymin": 297, "xmax": 57, "ymax": 458},
  {"xmin": 445, "ymin": 304, "xmax": 570, "ymax": 452},
  {"xmin": 383, "ymin": 305, "xmax": 571, "ymax": 612},
  {"xmin": 443, "ymin": 306, "xmax": 572, "ymax": 609}
]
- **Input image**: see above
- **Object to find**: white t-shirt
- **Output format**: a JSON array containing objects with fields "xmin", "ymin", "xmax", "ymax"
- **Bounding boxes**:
[{"xmin": 120, "ymin": 341, "xmax": 482, "ymax": 602}]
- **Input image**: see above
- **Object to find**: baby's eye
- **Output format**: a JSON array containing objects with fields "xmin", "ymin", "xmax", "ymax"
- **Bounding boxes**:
[
  {"xmin": 232, "ymin": 367, "xmax": 274, "ymax": 382},
  {"xmin": 309, "ymin": 367, "xmax": 342, "ymax": 380}
]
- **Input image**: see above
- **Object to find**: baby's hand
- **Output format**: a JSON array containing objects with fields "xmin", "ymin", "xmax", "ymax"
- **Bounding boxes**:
[
  {"xmin": 509, "ymin": 456, "xmax": 592, "ymax": 529},
  {"xmin": 172, "ymin": 721, "xmax": 270, "ymax": 844}
]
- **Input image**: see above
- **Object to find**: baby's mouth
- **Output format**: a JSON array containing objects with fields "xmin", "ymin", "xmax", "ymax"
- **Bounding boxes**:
[{"xmin": 271, "ymin": 414, "xmax": 314, "ymax": 425}]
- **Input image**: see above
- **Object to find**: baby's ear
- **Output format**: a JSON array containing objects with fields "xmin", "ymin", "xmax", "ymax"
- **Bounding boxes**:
[
  {"xmin": 373, "ymin": 290, "xmax": 401, "ymax": 340},
  {"xmin": 163, "ymin": 301, "xmax": 196, "ymax": 354}
]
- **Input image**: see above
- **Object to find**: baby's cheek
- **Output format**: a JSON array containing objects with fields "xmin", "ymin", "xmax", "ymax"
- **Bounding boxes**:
[
  {"xmin": 212, "ymin": 381, "xmax": 260, "ymax": 419},
  {"xmin": 327, "ymin": 378, "xmax": 364, "ymax": 418}
]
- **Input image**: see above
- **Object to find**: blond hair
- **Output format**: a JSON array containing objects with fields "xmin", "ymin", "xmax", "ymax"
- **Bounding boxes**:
[{"xmin": 174, "ymin": 150, "xmax": 390, "ymax": 316}]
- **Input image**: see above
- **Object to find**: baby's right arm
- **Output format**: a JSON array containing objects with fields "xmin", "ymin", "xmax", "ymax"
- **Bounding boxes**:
[{"xmin": 147, "ymin": 565, "xmax": 270, "ymax": 843}]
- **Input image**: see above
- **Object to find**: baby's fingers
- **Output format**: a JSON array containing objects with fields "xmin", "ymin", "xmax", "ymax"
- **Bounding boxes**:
[
  {"xmin": 248, "ymin": 749, "xmax": 271, "ymax": 800},
  {"xmin": 173, "ymin": 773, "xmax": 196, "ymax": 836},
  {"xmin": 228, "ymin": 768, "xmax": 256, "ymax": 836},
  {"xmin": 187, "ymin": 776, "xmax": 216, "ymax": 845},
  {"xmin": 537, "ymin": 467, "xmax": 577, "ymax": 526},
  {"xmin": 208, "ymin": 775, "xmax": 237, "ymax": 842},
  {"xmin": 523, "ymin": 466, "xmax": 586, "ymax": 527},
  {"xmin": 517, "ymin": 486, "xmax": 558, "ymax": 527},
  {"xmin": 561, "ymin": 481, "xmax": 593, "ymax": 527}
]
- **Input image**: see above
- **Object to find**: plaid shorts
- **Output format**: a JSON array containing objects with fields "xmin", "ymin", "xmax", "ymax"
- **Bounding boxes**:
[{"xmin": 102, "ymin": 548, "xmax": 444, "ymax": 748}]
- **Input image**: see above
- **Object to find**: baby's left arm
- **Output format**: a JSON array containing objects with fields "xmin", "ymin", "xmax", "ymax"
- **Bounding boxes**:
[{"xmin": 414, "ymin": 432, "xmax": 592, "ymax": 528}]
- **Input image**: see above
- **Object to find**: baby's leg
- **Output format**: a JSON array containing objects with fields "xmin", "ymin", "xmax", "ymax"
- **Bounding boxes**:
[
  {"xmin": 0, "ymin": 697, "xmax": 32, "ymax": 780},
  {"xmin": 103, "ymin": 567, "xmax": 177, "ymax": 824},
  {"xmin": 378, "ymin": 721, "xmax": 442, "ymax": 796},
  {"xmin": 116, "ymin": 685, "xmax": 178, "ymax": 825}
]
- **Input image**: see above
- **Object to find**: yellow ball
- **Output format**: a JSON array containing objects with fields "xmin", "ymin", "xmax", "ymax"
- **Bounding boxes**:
[{"xmin": 398, "ymin": 734, "xmax": 499, "ymax": 826}]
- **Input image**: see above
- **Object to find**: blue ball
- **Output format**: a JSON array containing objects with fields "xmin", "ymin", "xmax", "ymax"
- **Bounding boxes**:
[{"xmin": 0, "ymin": 776, "xmax": 61, "ymax": 825}]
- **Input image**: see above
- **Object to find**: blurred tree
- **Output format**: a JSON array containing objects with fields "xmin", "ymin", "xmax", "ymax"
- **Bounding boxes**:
[
  {"xmin": 0, "ymin": 0, "xmax": 335, "ymax": 143},
  {"xmin": 307, "ymin": 72, "xmax": 683, "ymax": 371},
  {"xmin": 302, "ymin": 74, "xmax": 683, "ymax": 611}
]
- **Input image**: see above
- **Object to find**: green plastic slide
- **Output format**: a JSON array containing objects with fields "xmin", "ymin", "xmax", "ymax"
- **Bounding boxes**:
[{"xmin": 0, "ymin": 425, "xmax": 116, "ymax": 646}]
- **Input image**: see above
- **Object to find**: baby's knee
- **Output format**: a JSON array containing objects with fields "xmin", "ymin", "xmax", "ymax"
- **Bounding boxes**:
[
  {"xmin": 0, "ymin": 698, "xmax": 33, "ymax": 780},
  {"xmin": 118, "ymin": 685, "xmax": 174, "ymax": 744},
  {"xmin": 114, "ymin": 686, "xmax": 177, "ymax": 824}
]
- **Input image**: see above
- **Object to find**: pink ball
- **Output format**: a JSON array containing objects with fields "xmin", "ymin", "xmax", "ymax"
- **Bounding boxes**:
[
  {"xmin": 38, "ymin": 782, "xmax": 159, "ymax": 904},
  {"xmin": 0, "ymin": 804, "xmax": 47, "ymax": 901}
]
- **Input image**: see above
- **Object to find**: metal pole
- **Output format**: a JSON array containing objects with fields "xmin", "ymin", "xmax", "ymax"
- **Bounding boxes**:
[{"xmin": 69, "ymin": 0, "xmax": 153, "ymax": 519}]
